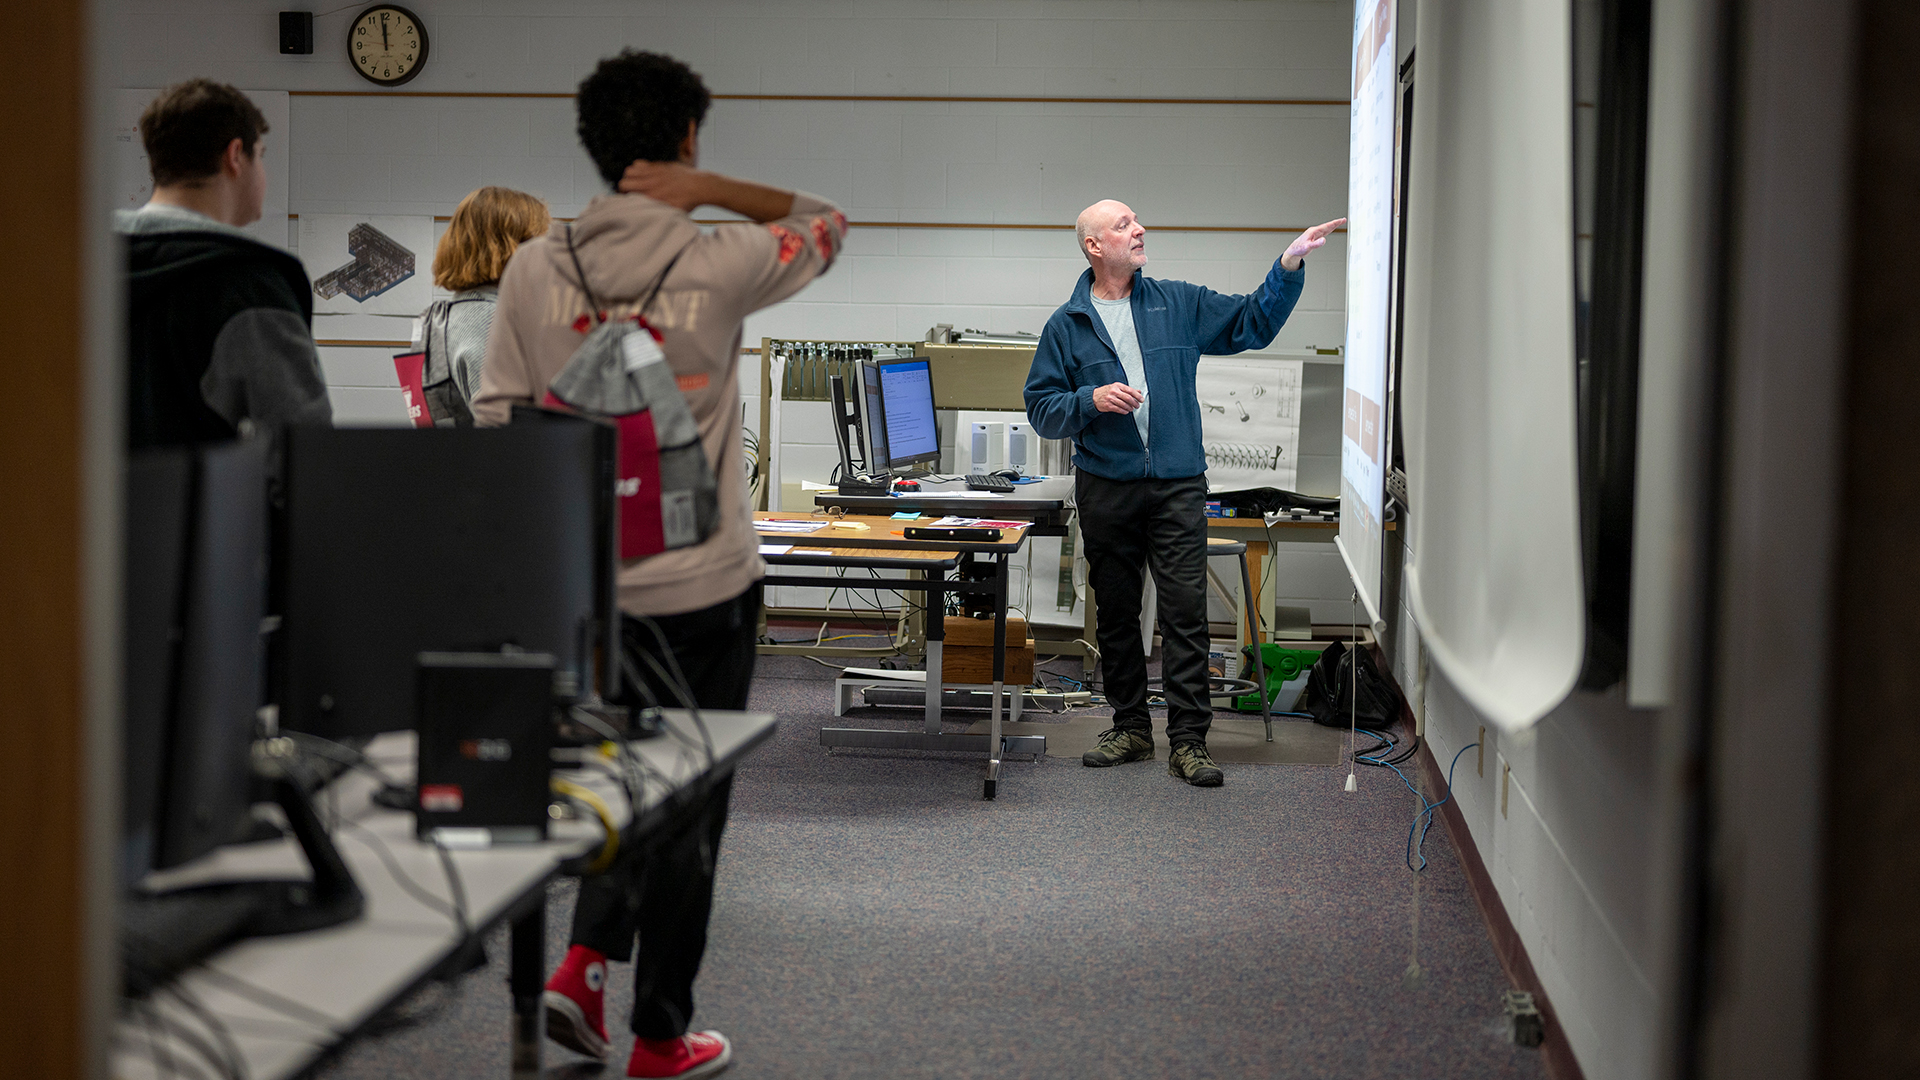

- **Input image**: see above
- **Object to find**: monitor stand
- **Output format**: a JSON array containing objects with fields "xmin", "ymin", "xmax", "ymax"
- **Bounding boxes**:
[{"xmin": 123, "ymin": 776, "xmax": 366, "ymax": 997}]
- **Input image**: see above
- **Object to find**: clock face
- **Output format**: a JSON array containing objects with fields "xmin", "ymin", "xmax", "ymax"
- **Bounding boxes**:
[{"xmin": 349, "ymin": 5, "xmax": 428, "ymax": 87}]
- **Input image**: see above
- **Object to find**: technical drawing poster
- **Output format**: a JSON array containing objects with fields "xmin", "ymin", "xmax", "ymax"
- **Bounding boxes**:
[
  {"xmin": 1196, "ymin": 356, "xmax": 1304, "ymax": 492},
  {"xmin": 111, "ymin": 89, "xmax": 290, "ymax": 250},
  {"xmin": 297, "ymin": 214, "xmax": 432, "ymax": 316}
]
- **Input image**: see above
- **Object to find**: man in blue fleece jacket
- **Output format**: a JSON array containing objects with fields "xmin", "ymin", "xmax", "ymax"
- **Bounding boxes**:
[{"xmin": 1025, "ymin": 200, "xmax": 1343, "ymax": 786}]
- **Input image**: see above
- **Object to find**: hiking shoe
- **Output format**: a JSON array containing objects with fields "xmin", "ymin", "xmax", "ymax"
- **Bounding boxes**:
[
  {"xmin": 1168, "ymin": 742, "xmax": 1225, "ymax": 787},
  {"xmin": 1081, "ymin": 726, "xmax": 1155, "ymax": 767},
  {"xmin": 627, "ymin": 1030, "xmax": 733, "ymax": 1079},
  {"xmin": 543, "ymin": 944, "xmax": 611, "ymax": 1059}
]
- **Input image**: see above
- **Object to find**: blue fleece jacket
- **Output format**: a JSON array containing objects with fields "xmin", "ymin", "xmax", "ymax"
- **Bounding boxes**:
[{"xmin": 1023, "ymin": 259, "xmax": 1307, "ymax": 480}]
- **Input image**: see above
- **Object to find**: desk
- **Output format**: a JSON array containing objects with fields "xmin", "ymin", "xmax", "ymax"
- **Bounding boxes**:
[
  {"xmin": 756, "ymin": 513, "xmax": 1037, "ymax": 799},
  {"xmin": 113, "ymin": 710, "xmax": 775, "ymax": 1080},
  {"xmin": 812, "ymin": 475, "xmax": 1072, "ymax": 536}
]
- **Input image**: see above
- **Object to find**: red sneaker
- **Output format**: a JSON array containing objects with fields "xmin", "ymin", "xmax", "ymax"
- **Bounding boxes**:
[
  {"xmin": 626, "ymin": 1030, "xmax": 732, "ymax": 1079},
  {"xmin": 542, "ymin": 945, "xmax": 610, "ymax": 1059}
]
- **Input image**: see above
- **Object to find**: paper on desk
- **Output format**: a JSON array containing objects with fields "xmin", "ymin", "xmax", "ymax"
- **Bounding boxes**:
[
  {"xmin": 800, "ymin": 480, "xmax": 837, "ymax": 491},
  {"xmin": 754, "ymin": 519, "xmax": 824, "ymax": 533},
  {"xmin": 930, "ymin": 516, "xmax": 1030, "ymax": 530},
  {"xmin": 758, "ymin": 543, "xmax": 793, "ymax": 555},
  {"xmin": 942, "ymin": 490, "xmax": 1006, "ymax": 498}
]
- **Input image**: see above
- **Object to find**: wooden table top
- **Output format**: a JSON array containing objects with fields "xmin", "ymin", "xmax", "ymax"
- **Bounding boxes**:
[{"xmin": 754, "ymin": 511, "xmax": 1031, "ymax": 553}]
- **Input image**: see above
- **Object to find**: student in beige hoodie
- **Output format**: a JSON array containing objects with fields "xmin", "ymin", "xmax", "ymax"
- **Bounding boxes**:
[{"xmin": 475, "ymin": 50, "xmax": 845, "ymax": 1080}]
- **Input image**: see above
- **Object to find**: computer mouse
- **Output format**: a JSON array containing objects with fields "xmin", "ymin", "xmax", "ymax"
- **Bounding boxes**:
[{"xmin": 991, "ymin": 470, "xmax": 1022, "ymax": 481}]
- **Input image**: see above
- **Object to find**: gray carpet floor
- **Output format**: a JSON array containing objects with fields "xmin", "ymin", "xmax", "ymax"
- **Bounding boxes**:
[
  {"xmin": 961, "ymin": 713, "xmax": 1347, "ymax": 764},
  {"xmin": 313, "ymin": 652, "xmax": 1550, "ymax": 1079}
]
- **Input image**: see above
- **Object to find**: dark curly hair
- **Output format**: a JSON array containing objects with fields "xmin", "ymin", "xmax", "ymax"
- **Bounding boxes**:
[
  {"xmin": 576, "ymin": 50, "xmax": 712, "ymax": 185},
  {"xmin": 139, "ymin": 79, "xmax": 269, "ymax": 187}
]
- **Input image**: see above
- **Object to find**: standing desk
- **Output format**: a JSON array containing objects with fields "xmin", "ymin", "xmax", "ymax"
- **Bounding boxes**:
[
  {"xmin": 112, "ymin": 710, "xmax": 775, "ymax": 1080},
  {"xmin": 755, "ymin": 512, "xmax": 1037, "ymax": 799}
]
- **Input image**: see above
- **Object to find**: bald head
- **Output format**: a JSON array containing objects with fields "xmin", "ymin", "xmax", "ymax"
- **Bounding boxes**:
[{"xmin": 1076, "ymin": 200, "xmax": 1148, "ymax": 281}]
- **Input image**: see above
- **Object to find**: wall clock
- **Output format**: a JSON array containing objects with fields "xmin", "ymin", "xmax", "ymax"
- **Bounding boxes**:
[{"xmin": 348, "ymin": 5, "xmax": 428, "ymax": 87}]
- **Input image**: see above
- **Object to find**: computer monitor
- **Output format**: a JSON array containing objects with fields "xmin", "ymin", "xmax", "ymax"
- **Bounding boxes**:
[
  {"xmin": 866, "ymin": 357, "xmax": 941, "ymax": 474},
  {"xmin": 859, "ymin": 359, "xmax": 890, "ymax": 472},
  {"xmin": 122, "ymin": 439, "xmax": 267, "ymax": 879},
  {"xmin": 121, "ymin": 438, "xmax": 365, "ymax": 995},
  {"xmin": 276, "ymin": 414, "xmax": 616, "ymax": 740},
  {"xmin": 828, "ymin": 372, "xmax": 868, "ymax": 481}
]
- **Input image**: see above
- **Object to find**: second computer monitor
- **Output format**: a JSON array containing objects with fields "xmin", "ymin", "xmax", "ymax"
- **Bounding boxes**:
[
  {"xmin": 276, "ymin": 416, "xmax": 615, "ymax": 740},
  {"xmin": 864, "ymin": 358, "xmax": 940, "ymax": 475}
]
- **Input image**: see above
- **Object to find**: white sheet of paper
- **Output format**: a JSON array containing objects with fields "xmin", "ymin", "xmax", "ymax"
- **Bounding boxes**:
[
  {"xmin": 929, "ymin": 517, "xmax": 1030, "ymax": 529},
  {"xmin": 758, "ymin": 544, "xmax": 793, "ymax": 555}
]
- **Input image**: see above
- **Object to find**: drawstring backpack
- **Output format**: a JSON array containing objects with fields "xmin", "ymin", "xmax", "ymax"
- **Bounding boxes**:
[
  {"xmin": 392, "ymin": 295, "xmax": 485, "ymax": 428},
  {"xmin": 543, "ymin": 225, "xmax": 719, "ymax": 560}
]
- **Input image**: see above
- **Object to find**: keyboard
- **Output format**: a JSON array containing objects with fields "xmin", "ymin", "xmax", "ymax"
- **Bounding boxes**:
[{"xmin": 965, "ymin": 474, "xmax": 1015, "ymax": 493}]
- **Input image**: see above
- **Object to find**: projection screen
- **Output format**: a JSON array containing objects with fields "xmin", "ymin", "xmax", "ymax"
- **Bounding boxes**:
[
  {"xmin": 1336, "ymin": 0, "xmax": 1396, "ymax": 635},
  {"xmin": 1398, "ymin": 0, "xmax": 1585, "ymax": 733}
]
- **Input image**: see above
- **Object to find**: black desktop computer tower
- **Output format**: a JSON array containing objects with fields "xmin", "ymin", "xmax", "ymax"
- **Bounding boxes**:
[{"xmin": 414, "ymin": 651, "xmax": 556, "ymax": 843}]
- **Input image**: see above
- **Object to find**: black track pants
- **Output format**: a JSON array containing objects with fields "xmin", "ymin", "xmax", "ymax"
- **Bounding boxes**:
[
  {"xmin": 569, "ymin": 586, "xmax": 759, "ymax": 1039},
  {"xmin": 1075, "ymin": 471, "xmax": 1213, "ymax": 746}
]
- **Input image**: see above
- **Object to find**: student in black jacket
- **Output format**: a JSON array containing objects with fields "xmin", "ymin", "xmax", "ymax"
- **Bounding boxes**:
[{"xmin": 117, "ymin": 79, "xmax": 330, "ymax": 450}]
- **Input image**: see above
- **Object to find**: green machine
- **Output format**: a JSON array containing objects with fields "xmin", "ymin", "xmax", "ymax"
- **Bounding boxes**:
[{"xmin": 1234, "ymin": 644, "xmax": 1323, "ymax": 713}]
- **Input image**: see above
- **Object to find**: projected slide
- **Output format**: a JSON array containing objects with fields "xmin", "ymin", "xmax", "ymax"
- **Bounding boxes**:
[{"xmin": 1337, "ymin": 0, "xmax": 1396, "ymax": 631}]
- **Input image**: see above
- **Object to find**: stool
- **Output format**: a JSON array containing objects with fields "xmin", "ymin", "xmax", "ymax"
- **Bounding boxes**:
[{"xmin": 1206, "ymin": 537, "xmax": 1275, "ymax": 742}]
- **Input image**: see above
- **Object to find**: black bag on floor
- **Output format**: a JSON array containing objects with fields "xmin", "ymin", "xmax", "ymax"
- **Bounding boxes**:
[{"xmin": 1297, "ymin": 640, "xmax": 1401, "ymax": 730}]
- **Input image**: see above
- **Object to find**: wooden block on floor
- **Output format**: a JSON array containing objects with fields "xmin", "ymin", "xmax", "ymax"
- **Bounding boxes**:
[
  {"xmin": 944, "ymin": 615, "xmax": 1029, "ymax": 647},
  {"xmin": 943, "ymin": 640, "xmax": 1036, "ymax": 685}
]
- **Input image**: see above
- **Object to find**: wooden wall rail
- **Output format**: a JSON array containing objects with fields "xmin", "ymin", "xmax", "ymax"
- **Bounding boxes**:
[
  {"xmin": 289, "ymin": 213, "xmax": 1336, "ymax": 235},
  {"xmin": 287, "ymin": 90, "xmax": 1347, "ymax": 106}
]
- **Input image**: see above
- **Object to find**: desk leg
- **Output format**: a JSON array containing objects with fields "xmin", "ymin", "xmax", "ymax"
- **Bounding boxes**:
[
  {"xmin": 1246, "ymin": 536, "xmax": 1268, "ymax": 647},
  {"xmin": 509, "ymin": 899, "xmax": 545, "ymax": 1079},
  {"xmin": 924, "ymin": 566, "xmax": 944, "ymax": 737},
  {"xmin": 986, "ymin": 554, "xmax": 1009, "ymax": 800}
]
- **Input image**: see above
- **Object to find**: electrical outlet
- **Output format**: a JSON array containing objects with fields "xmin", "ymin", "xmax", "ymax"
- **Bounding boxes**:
[{"xmin": 1500, "ymin": 760, "xmax": 1511, "ymax": 819}]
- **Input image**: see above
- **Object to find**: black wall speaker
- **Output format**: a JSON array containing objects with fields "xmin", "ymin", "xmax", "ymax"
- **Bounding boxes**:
[{"xmin": 279, "ymin": 11, "xmax": 314, "ymax": 55}]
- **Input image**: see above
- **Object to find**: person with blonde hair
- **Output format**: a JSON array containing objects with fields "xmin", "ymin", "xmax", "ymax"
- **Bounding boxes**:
[{"xmin": 410, "ymin": 186, "xmax": 550, "ymax": 420}]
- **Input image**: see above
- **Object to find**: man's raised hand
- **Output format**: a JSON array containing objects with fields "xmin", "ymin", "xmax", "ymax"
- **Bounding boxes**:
[
  {"xmin": 1093, "ymin": 382, "xmax": 1145, "ymax": 414},
  {"xmin": 1282, "ymin": 218, "xmax": 1346, "ymax": 270}
]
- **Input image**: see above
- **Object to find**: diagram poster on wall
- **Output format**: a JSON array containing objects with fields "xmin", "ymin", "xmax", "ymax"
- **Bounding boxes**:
[
  {"xmin": 1196, "ymin": 356, "xmax": 1305, "ymax": 492},
  {"xmin": 1337, "ymin": 0, "xmax": 1396, "ymax": 632},
  {"xmin": 111, "ymin": 89, "xmax": 290, "ymax": 250},
  {"xmin": 297, "ymin": 214, "xmax": 433, "ymax": 317}
]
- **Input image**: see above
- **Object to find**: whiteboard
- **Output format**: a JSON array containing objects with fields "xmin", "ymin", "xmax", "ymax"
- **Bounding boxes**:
[
  {"xmin": 1337, "ymin": 0, "xmax": 1396, "ymax": 633},
  {"xmin": 111, "ymin": 89, "xmax": 290, "ymax": 250}
]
